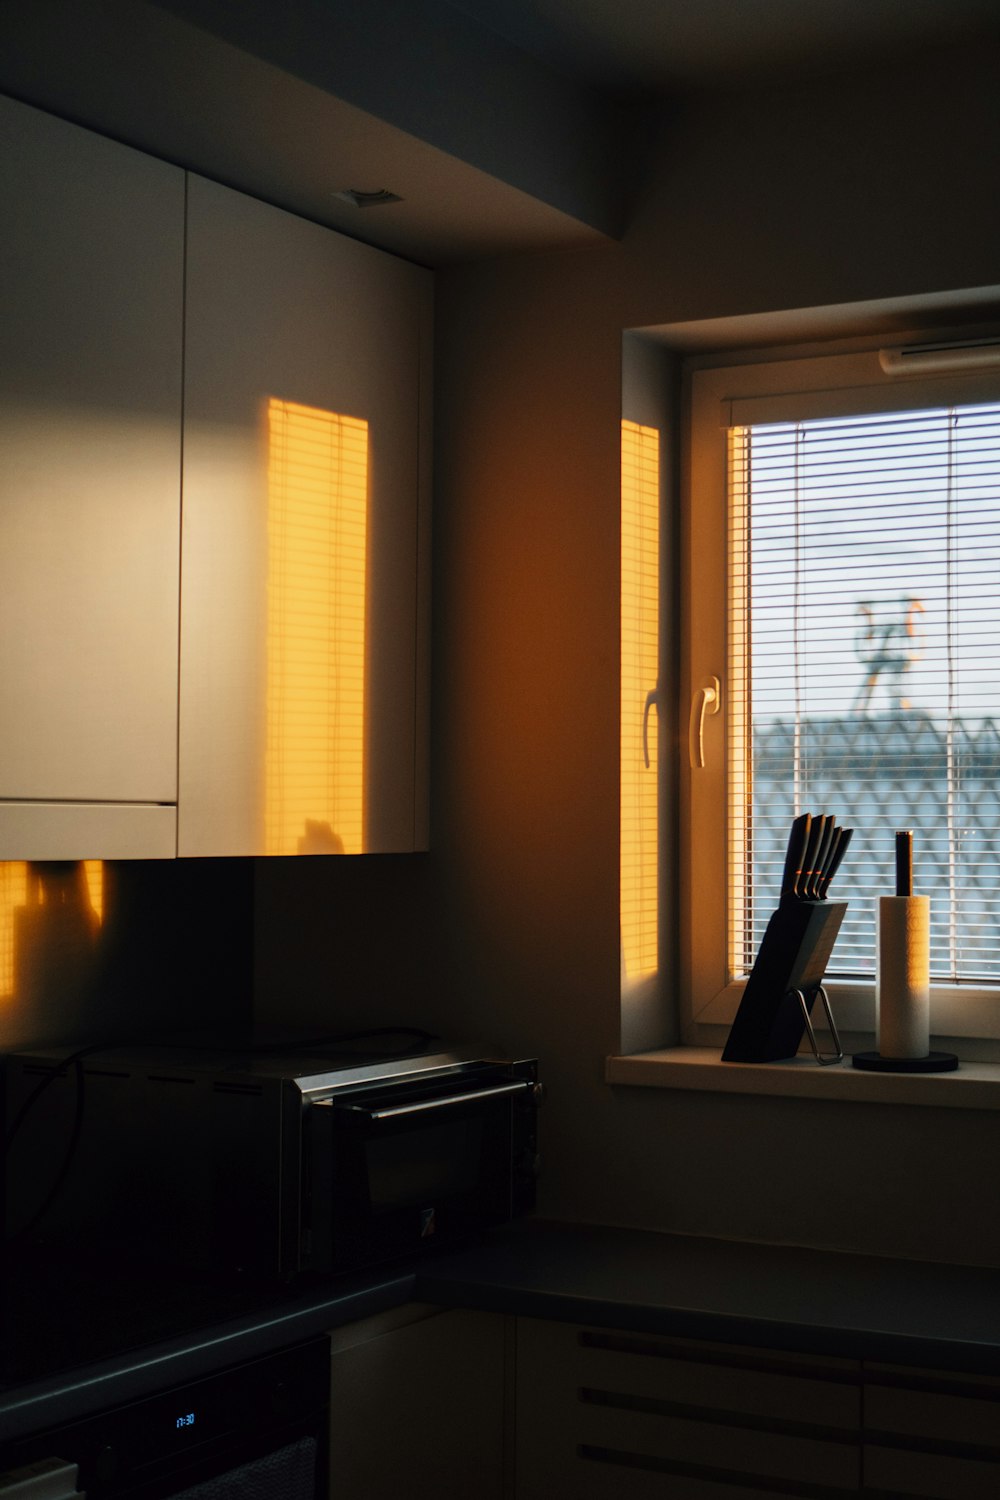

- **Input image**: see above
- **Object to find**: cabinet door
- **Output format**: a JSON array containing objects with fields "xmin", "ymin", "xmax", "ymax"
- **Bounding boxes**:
[
  {"xmin": 328, "ymin": 1306, "xmax": 506, "ymax": 1500},
  {"xmin": 180, "ymin": 175, "xmax": 431, "ymax": 856},
  {"xmin": 0, "ymin": 97, "xmax": 183, "ymax": 857}
]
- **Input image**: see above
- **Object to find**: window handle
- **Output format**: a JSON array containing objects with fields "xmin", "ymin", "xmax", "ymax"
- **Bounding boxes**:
[
  {"xmin": 689, "ymin": 676, "xmax": 720, "ymax": 768},
  {"xmin": 642, "ymin": 688, "xmax": 660, "ymax": 769}
]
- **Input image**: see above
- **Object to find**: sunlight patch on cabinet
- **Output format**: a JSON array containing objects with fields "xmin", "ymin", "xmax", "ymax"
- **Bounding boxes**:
[
  {"xmin": 0, "ymin": 860, "xmax": 103, "ymax": 999},
  {"xmin": 621, "ymin": 420, "xmax": 660, "ymax": 980},
  {"xmin": 266, "ymin": 399, "xmax": 369, "ymax": 856}
]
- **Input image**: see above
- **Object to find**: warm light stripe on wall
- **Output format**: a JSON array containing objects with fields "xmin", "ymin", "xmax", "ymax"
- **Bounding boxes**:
[
  {"xmin": 266, "ymin": 399, "xmax": 369, "ymax": 855},
  {"xmin": 83, "ymin": 860, "xmax": 104, "ymax": 923},
  {"xmin": 0, "ymin": 862, "xmax": 29, "ymax": 999},
  {"xmin": 621, "ymin": 420, "xmax": 660, "ymax": 979},
  {"xmin": 0, "ymin": 860, "xmax": 103, "ymax": 999}
]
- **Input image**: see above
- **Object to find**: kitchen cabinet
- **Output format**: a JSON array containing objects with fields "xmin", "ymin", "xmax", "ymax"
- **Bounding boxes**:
[
  {"xmin": 0, "ymin": 95, "xmax": 183, "ymax": 858},
  {"xmin": 179, "ymin": 175, "xmax": 432, "ymax": 856},
  {"xmin": 0, "ymin": 97, "xmax": 430, "ymax": 860},
  {"xmin": 328, "ymin": 1305, "xmax": 506, "ymax": 1500},
  {"xmin": 513, "ymin": 1317, "xmax": 861, "ymax": 1498},
  {"xmin": 511, "ymin": 1318, "xmax": 1000, "ymax": 1498},
  {"xmin": 863, "ymin": 1361, "xmax": 1000, "ymax": 1499}
]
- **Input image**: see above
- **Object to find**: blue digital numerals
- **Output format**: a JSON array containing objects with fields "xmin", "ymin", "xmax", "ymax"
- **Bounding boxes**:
[{"xmin": 175, "ymin": 1412, "xmax": 196, "ymax": 1430}]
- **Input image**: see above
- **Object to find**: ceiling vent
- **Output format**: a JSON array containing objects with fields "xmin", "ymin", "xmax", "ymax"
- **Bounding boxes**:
[{"xmin": 880, "ymin": 338, "xmax": 1000, "ymax": 376}]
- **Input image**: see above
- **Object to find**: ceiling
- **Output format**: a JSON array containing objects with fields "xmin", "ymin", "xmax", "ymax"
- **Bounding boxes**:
[
  {"xmin": 3, "ymin": 0, "xmax": 1000, "ymax": 266},
  {"xmin": 449, "ymin": 0, "xmax": 1000, "ymax": 96}
]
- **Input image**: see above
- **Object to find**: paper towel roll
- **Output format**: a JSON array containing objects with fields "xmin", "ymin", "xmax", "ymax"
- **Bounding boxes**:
[{"xmin": 877, "ymin": 895, "xmax": 930, "ymax": 1058}]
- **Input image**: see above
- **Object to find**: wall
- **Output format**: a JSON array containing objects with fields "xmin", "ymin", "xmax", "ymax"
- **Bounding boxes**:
[
  {"xmin": 0, "ymin": 859, "xmax": 253, "ymax": 1051},
  {"xmin": 431, "ymin": 45, "xmax": 1000, "ymax": 1265}
]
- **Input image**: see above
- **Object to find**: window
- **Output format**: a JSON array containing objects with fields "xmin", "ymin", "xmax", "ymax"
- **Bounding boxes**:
[{"xmin": 684, "ymin": 342, "xmax": 1000, "ymax": 1045}]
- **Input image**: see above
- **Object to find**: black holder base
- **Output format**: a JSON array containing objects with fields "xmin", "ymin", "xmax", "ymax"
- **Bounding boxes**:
[
  {"xmin": 852, "ymin": 1050, "xmax": 959, "ymax": 1073},
  {"xmin": 722, "ymin": 898, "xmax": 847, "ymax": 1064}
]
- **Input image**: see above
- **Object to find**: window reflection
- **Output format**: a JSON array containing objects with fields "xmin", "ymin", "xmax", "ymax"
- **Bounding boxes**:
[
  {"xmin": 266, "ymin": 399, "xmax": 369, "ymax": 855},
  {"xmin": 621, "ymin": 420, "xmax": 660, "ymax": 979}
]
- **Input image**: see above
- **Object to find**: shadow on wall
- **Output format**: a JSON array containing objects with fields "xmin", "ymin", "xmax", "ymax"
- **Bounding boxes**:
[{"xmin": 0, "ymin": 858, "xmax": 253, "ymax": 1050}]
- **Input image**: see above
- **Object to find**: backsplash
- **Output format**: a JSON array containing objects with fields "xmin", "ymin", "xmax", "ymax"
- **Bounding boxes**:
[{"xmin": 0, "ymin": 858, "xmax": 253, "ymax": 1050}]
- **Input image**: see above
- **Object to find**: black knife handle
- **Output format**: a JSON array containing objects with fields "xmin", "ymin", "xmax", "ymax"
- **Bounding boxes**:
[
  {"xmin": 818, "ymin": 826, "xmax": 853, "ymax": 898},
  {"xmin": 807, "ymin": 815, "xmax": 837, "ymax": 899},
  {"xmin": 798, "ymin": 814, "xmax": 827, "ymax": 900},
  {"xmin": 780, "ymin": 813, "xmax": 812, "ymax": 898}
]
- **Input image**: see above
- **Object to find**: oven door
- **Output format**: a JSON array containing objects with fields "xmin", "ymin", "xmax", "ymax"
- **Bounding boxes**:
[
  {"xmin": 2, "ymin": 1339, "xmax": 330, "ymax": 1500},
  {"xmin": 305, "ymin": 1064, "xmax": 537, "ymax": 1272}
]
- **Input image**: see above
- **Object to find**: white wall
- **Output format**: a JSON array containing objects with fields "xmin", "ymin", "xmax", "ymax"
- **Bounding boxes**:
[{"xmin": 431, "ymin": 45, "xmax": 1000, "ymax": 1265}]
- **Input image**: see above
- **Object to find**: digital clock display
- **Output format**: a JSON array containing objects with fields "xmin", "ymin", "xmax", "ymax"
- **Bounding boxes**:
[{"xmin": 175, "ymin": 1412, "xmax": 196, "ymax": 1430}]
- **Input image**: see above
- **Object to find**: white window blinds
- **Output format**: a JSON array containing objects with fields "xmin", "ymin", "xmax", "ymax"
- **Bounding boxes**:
[{"xmin": 728, "ymin": 401, "xmax": 1000, "ymax": 984}]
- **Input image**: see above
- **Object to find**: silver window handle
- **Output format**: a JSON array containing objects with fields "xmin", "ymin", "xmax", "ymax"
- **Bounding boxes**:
[
  {"xmin": 642, "ymin": 688, "xmax": 659, "ymax": 769},
  {"xmin": 689, "ymin": 676, "xmax": 720, "ymax": 768},
  {"xmin": 333, "ymin": 1080, "xmax": 530, "ymax": 1121}
]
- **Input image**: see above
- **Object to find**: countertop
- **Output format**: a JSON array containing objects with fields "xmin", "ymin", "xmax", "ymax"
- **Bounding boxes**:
[{"xmin": 5, "ymin": 1220, "xmax": 1000, "ymax": 1445}]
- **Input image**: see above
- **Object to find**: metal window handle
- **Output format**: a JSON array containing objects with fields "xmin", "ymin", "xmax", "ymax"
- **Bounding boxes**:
[
  {"xmin": 642, "ymin": 688, "xmax": 659, "ymax": 769},
  {"xmin": 689, "ymin": 676, "xmax": 720, "ymax": 768}
]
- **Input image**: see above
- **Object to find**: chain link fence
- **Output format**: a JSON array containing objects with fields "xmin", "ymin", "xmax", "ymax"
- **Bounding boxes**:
[{"xmin": 750, "ymin": 714, "xmax": 1000, "ymax": 980}]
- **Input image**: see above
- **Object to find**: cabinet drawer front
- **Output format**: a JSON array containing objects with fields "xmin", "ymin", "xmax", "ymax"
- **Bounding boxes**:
[
  {"xmin": 865, "ymin": 1443, "xmax": 1000, "ymax": 1498},
  {"xmin": 579, "ymin": 1403, "xmax": 858, "ymax": 1490},
  {"xmin": 518, "ymin": 1320, "xmax": 858, "ymax": 1428},
  {"xmin": 866, "ymin": 1380, "xmax": 1000, "ymax": 1447},
  {"xmin": 576, "ymin": 1336, "xmax": 859, "ymax": 1429},
  {"xmin": 0, "ymin": 803, "xmax": 176, "ymax": 860},
  {"xmin": 519, "ymin": 1451, "xmax": 808, "ymax": 1500}
]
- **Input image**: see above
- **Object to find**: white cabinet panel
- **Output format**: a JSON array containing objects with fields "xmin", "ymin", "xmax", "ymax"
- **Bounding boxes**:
[
  {"xmin": 0, "ymin": 803, "xmax": 176, "ymax": 861},
  {"xmin": 329, "ymin": 1307, "xmax": 504, "ymax": 1500},
  {"xmin": 0, "ymin": 96, "xmax": 183, "ymax": 840},
  {"xmin": 180, "ymin": 176, "xmax": 431, "ymax": 856}
]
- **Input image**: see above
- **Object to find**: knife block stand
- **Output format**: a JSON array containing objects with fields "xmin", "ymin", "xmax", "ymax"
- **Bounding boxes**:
[{"xmin": 722, "ymin": 898, "xmax": 847, "ymax": 1064}]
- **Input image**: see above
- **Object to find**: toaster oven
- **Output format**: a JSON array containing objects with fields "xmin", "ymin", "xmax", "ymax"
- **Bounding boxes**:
[{"xmin": 3, "ymin": 1039, "xmax": 540, "ymax": 1279}]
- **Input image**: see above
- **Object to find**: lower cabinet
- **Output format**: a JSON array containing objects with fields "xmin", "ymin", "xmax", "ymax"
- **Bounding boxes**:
[
  {"xmin": 514, "ymin": 1318, "xmax": 861, "ymax": 1499},
  {"xmin": 862, "ymin": 1361, "xmax": 1000, "ymax": 1500},
  {"xmin": 329, "ymin": 1308, "xmax": 1000, "ymax": 1500},
  {"xmin": 328, "ymin": 1305, "xmax": 507, "ymax": 1500}
]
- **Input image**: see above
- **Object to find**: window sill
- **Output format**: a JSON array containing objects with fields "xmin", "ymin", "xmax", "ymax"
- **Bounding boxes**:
[{"xmin": 606, "ymin": 1047, "xmax": 1000, "ymax": 1110}]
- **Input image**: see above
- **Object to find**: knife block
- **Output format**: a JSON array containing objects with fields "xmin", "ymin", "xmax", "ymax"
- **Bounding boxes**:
[{"xmin": 721, "ymin": 897, "xmax": 847, "ymax": 1063}]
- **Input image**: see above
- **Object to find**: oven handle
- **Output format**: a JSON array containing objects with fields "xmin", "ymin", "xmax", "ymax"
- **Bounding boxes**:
[{"xmin": 333, "ymin": 1079, "xmax": 531, "ymax": 1121}]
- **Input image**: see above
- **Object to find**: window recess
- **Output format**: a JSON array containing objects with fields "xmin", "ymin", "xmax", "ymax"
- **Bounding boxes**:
[{"xmin": 684, "ymin": 344, "xmax": 1000, "ymax": 1046}]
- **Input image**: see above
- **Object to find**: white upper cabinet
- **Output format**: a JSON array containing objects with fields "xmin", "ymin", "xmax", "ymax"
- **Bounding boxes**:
[
  {"xmin": 179, "ymin": 176, "xmax": 431, "ymax": 856},
  {"xmin": 0, "ymin": 97, "xmax": 183, "ymax": 858},
  {"xmin": 0, "ymin": 101, "xmax": 430, "ymax": 860}
]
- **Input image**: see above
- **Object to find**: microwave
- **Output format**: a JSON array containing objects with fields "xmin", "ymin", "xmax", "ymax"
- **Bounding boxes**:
[{"xmin": 3, "ymin": 1039, "xmax": 540, "ymax": 1279}]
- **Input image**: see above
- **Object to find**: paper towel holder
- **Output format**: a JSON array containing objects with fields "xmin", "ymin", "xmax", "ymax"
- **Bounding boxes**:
[
  {"xmin": 851, "ymin": 831, "xmax": 958, "ymax": 1072},
  {"xmin": 852, "ymin": 1049, "xmax": 957, "ymax": 1072}
]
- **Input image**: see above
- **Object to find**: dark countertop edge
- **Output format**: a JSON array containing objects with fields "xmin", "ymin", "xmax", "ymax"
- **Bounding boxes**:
[
  {"xmin": 0, "ymin": 1269, "xmax": 416, "ymax": 1444},
  {"xmin": 8, "ymin": 1220, "xmax": 1000, "ymax": 1443},
  {"xmin": 414, "ymin": 1275, "xmax": 1000, "ymax": 1376}
]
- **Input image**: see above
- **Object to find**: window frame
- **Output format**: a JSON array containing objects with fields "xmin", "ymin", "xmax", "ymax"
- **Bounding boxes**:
[{"xmin": 682, "ymin": 340, "xmax": 1000, "ymax": 1051}]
